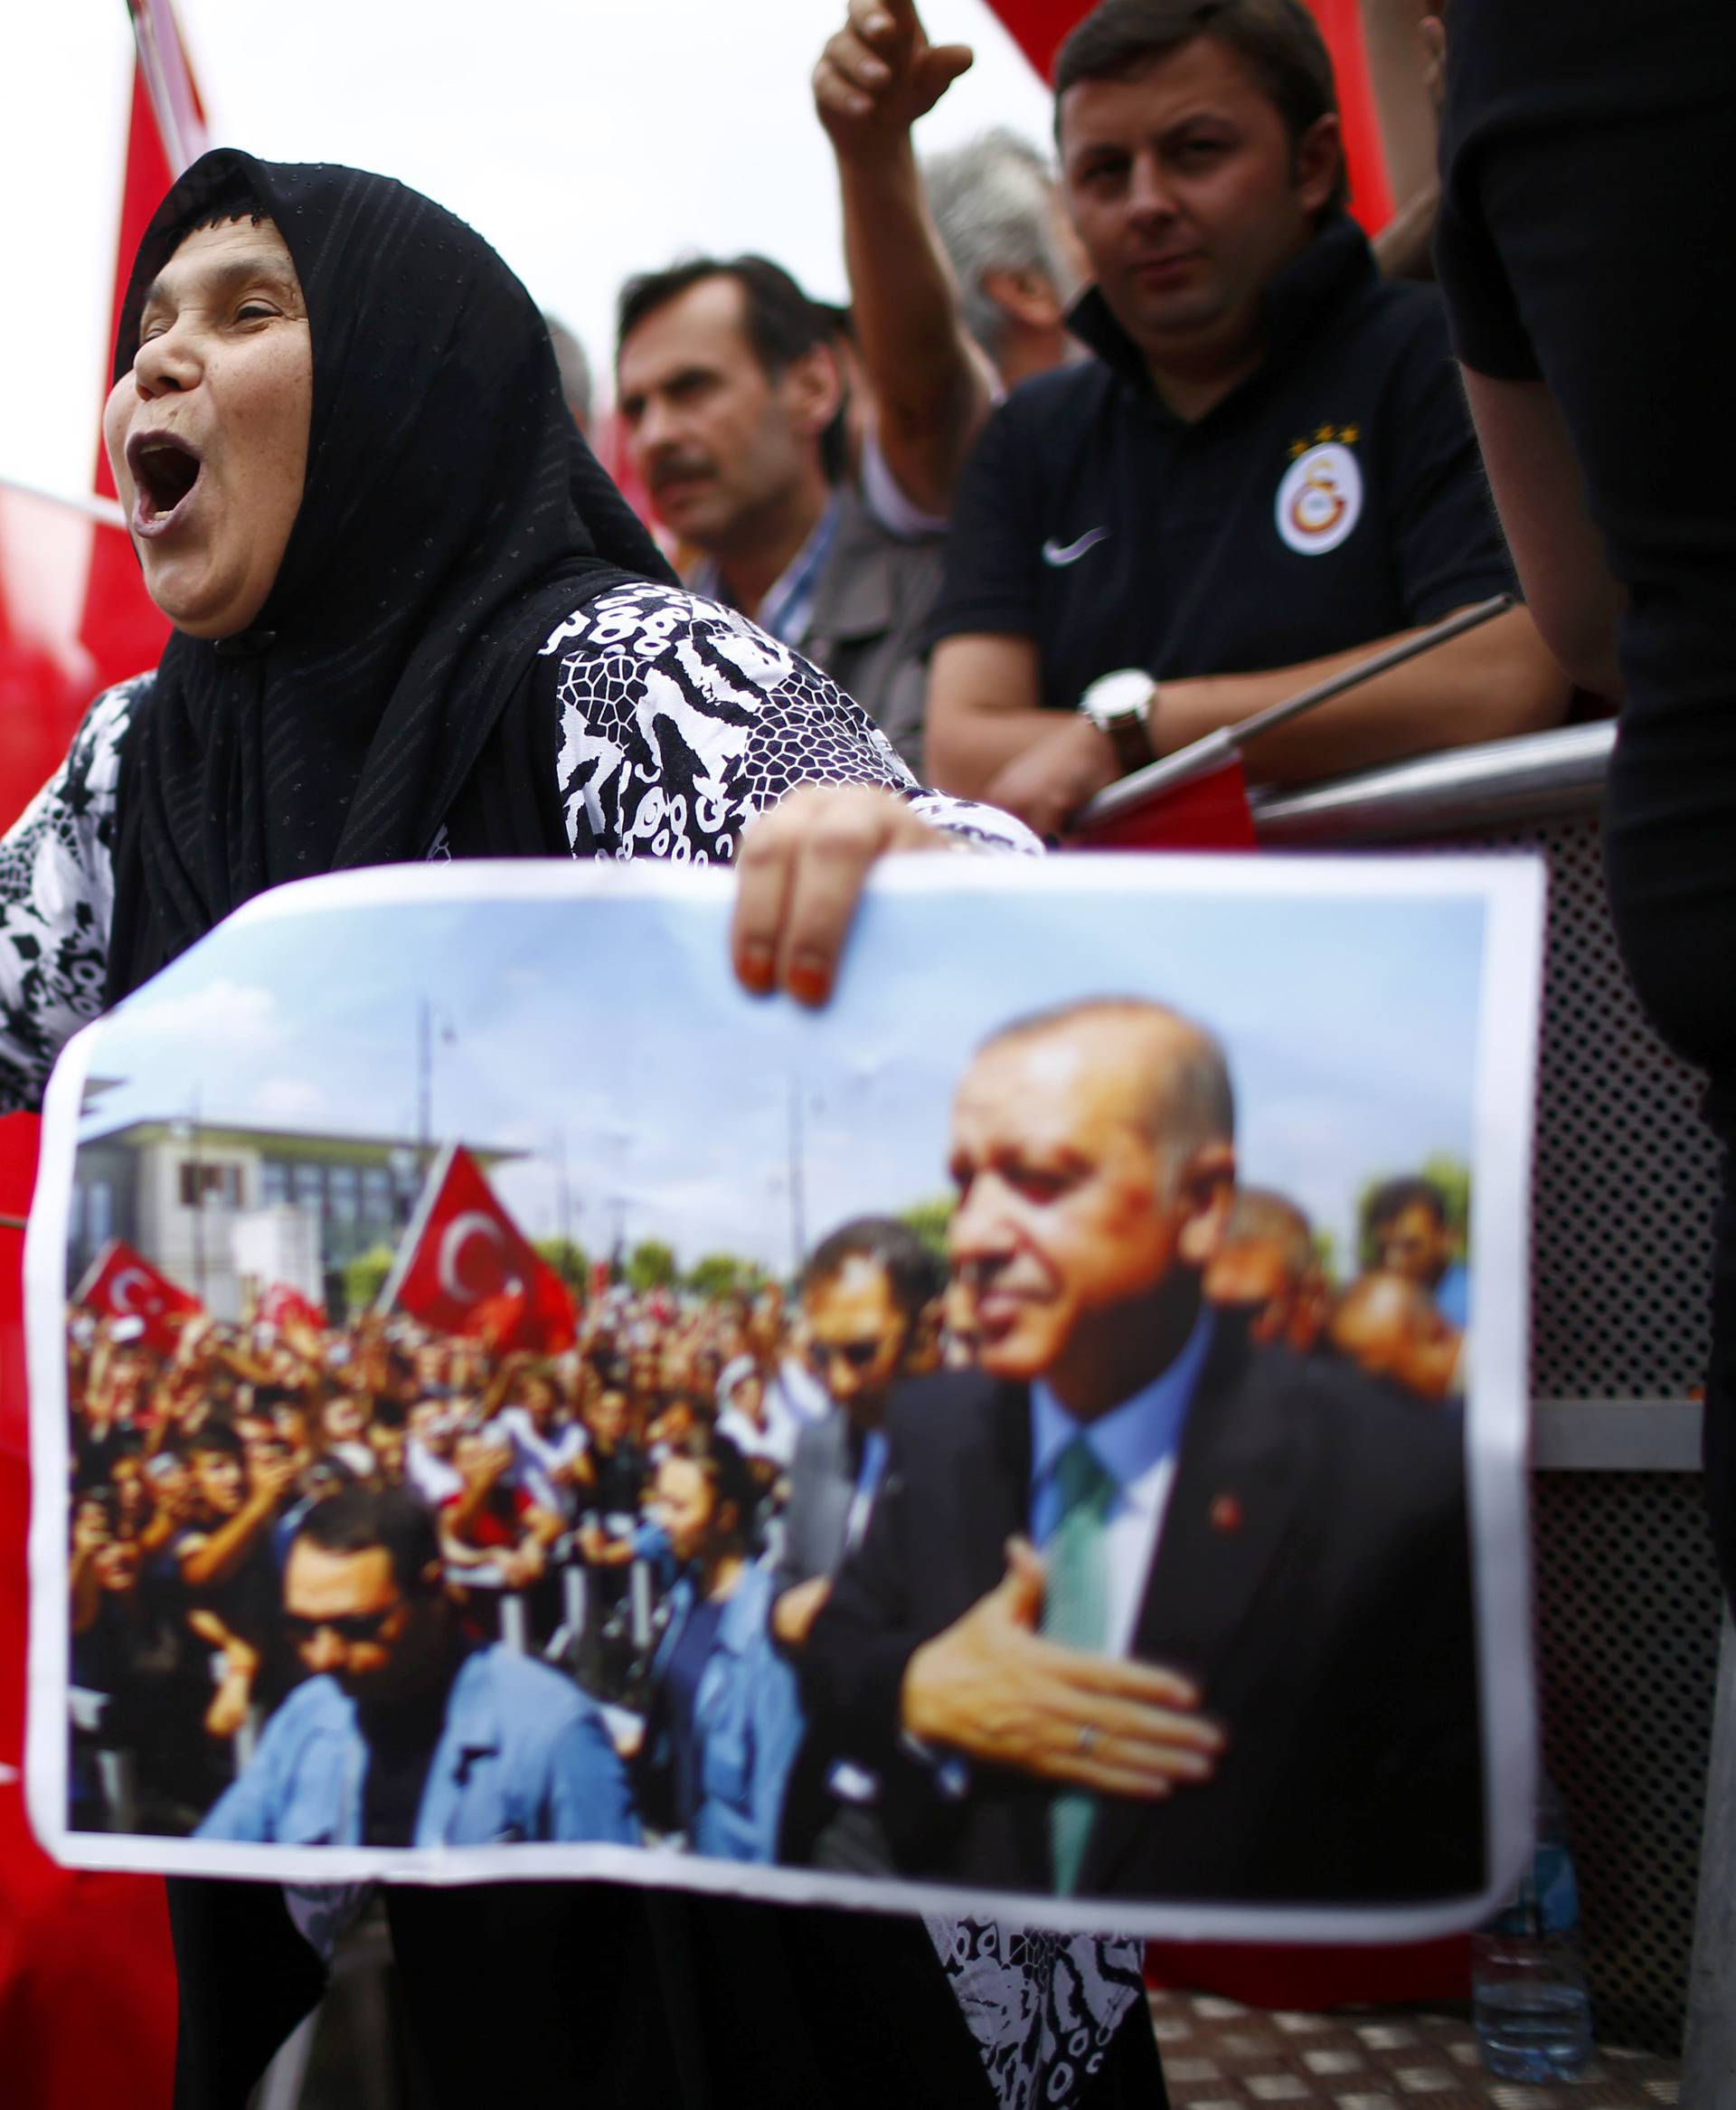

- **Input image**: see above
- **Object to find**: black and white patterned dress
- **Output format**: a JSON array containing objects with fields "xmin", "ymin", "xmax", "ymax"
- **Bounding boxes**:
[
  {"xmin": 0, "ymin": 583, "xmax": 1142, "ymax": 2110},
  {"xmin": 0, "ymin": 587, "xmax": 1033, "ymax": 1101}
]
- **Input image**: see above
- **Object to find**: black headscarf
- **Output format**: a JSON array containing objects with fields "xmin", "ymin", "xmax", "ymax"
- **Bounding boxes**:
[{"xmin": 105, "ymin": 150, "xmax": 675, "ymax": 1001}]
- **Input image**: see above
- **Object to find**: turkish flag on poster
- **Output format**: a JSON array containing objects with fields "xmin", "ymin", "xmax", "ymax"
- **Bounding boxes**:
[
  {"xmin": 72, "ymin": 1239, "xmax": 202, "ymax": 1353},
  {"xmin": 257, "ymin": 1282, "xmax": 328, "ymax": 1333},
  {"xmin": 467, "ymin": 1265, "xmax": 582, "ymax": 1357},
  {"xmin": 383, "ymin": 1146, "xmax": 577, "ymax": 1354}
]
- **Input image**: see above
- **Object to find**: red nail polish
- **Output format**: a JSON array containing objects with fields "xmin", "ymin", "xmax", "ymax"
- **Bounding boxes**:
[
  {"xmin": 788, "ymin": 958, "xmax": 832, "ymax": 1006},
  {"xmin": 739, "ymin": 944, "xmax": 775, "ymax": 994},
  {"xmin": 1209, "ymin": 1491, "xmax": 1243, "ymax": 1533}
]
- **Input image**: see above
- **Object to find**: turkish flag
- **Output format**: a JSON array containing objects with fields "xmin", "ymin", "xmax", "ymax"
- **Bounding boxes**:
[
  {"xmin": 73, "ymin": 1239, "xmax": 202, "ymax": 1354},
  {"xmin": 0, "ymin": 15, "xmax": 203, "ymax": 836},
  {"xmin": 0, "ymin": 487, "xmax": 114, "ymax": 834},
  {"xmin": 77, "ymin": 62, "xmax": 176, "ymax": 703},
  {"xmin": 0, "ymin": 1116, "xmax": 176, "ymax": 2110},
  {"xmin": 0, "ymin": 24, "xmax": 192, "ymax": 828},
  {"xmin": 0, "ymin": 19, "xmax": 194, "ymax": 2098},
  {"xmin": 467, "ymin": 1264, "xmax": 580, "ymax": 1358},
  {"xmin": 256, "ymin": 1282, "xmax": 328, "ymax": 1334},
  {"xmin": 82, "ymin": 6, "xmax": 208, "ymax": 700},
  {"xmin": 1071, "ymin": 758, "xmax": 1258, "ymax": 853},
  {"xmin": 595, "ymin": 404, "xmax": 662, "ymax": 537},
  {"xmin": 385, "ymin": 1147, "xmax": 577, "ymax": 1354}
]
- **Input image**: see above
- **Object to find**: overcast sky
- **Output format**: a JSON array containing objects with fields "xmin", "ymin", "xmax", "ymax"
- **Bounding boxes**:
[
  {"xmin": 5, "ymin": 0, "xmax": 1054, "ymax": 502},
  {"xmin": 74, "ymin": 866, "xmax": 1486, "ymax": 1278}
]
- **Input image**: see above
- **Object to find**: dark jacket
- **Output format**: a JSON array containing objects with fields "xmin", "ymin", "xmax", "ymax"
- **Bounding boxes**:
[
  {"xmin": 773, "ymin": 1409, "xmax": 860, "ymax": 1596},
  {"xmin": 800, "ymin": 1320, "xmax": 1485, "ymax": 1907}
]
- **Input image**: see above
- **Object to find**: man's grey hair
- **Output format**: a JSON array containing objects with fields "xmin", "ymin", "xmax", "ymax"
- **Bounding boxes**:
[
  {"xmin": 979, "ymin": 997, "xmax": 1236, "ymax": 1188},
  {"xmin": 921, "ymin": 128, "xmax": 1076, "ymax": 367},
  {"xmin": 542, "ymin": 313, "xmax": 592, "ymax": 431}
]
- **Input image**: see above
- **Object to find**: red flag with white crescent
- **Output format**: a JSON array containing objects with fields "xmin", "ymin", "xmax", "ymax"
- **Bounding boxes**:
[
  {"xmin": 72, "ymin": 1239, "xmax": 202, "ymax": 1354},
  {"xmin": 80, "ymin": 4, "xmax": 208, "ymax": 700},
  {"xmin": 382, "ymin": 1146, "xmax": 576, "ymax": 1354},
  {"xmin": 0, "ymin": 10, "xmax": 200, "ymax": 833},
  {"xmin": 256, "ymin": 1282, "xmax": 329, "ymax": 1334},
  {"xmin": 1, "ymin": 20, "xmax": 197, "ymax": 2093}
]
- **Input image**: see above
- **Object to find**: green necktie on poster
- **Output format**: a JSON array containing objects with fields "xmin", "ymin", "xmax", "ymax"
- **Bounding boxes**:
[{"xmin": 1043, "ymin": 1433, "xmax": 1117, "ymax": 1895}]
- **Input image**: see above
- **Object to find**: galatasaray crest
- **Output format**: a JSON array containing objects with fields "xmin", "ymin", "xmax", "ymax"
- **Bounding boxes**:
[{"xmin": 1276, "ymin": 435, "xmax": 1363, "ymax": 555}]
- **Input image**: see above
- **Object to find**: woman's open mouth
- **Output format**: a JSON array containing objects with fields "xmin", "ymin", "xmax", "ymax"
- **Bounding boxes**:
[{"xmin": 127, "ymin": 431, "xmax": 204, "ymax": 536}]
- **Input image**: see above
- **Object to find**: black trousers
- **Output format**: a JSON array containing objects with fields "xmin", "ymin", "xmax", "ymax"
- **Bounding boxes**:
[
  {"xmin": 168, "ymin": 1878, "xmax": 1167, "ymax": 2110},
  {"xmin": 1437, "ymin": 0, "xmax": 1736, "ymax": 1608}
]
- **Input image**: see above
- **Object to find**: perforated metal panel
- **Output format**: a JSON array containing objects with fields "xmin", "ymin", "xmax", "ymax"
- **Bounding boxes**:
[
  {"xmin": 1533, "ymin": 1471, "xmax": 1724, "ymax": 2057},
  {"xmin": 1411, "ymin": 811, "xmax": 1723, "ymax": 2058},
  {"xmin": 1467, "ymin": 813, "xmax": 1722, "ymax": 1401},
  {"xmin": 1309, "ymin": 803, "xmax": 1725, "ymax": 2061}
]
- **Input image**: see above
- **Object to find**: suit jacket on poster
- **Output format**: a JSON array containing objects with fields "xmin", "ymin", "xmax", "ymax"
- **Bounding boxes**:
[
  {"xmin": 799, "ymin": 1316, "xmax": 1486, "ymax": 1906},
  {"xmin": 771, "ymin": 1410, "xmax": 904, "ymax": 1872},
  {"xmin": 774, "ymin": 1409, "xmax": 860, "ymax": 1594}
]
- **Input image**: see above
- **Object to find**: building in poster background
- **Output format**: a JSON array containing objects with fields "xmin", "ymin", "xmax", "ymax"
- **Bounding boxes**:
[{"xmin": 69, "ymin": 1114, "xmax": 521, "ymax": 1320}]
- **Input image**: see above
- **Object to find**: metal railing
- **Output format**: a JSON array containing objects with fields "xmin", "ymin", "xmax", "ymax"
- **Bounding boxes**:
[
  {"xmin": 455, "ymin": 1540, "xmax": 660, "ymax": 1664},
  {"xmin": 1250, "ymin": 720, "xmax": 1615, "ymax": 844}
]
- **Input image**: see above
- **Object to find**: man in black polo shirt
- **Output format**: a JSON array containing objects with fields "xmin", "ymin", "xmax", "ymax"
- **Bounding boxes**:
[{"xmin": 924, "ymin": 0, "xmax": 1568, "ymax": 836}]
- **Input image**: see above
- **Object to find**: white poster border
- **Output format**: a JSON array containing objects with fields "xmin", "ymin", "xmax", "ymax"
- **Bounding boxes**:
[{"xmin": 26, "ymin": 848, "xmax": 1543, "ymax": 1944}]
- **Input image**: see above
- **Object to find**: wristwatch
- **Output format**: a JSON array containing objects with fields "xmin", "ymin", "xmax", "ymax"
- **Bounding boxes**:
[{"xmin": 1079, "ymin": 667, "xmax": 1156, "ymax": 776}]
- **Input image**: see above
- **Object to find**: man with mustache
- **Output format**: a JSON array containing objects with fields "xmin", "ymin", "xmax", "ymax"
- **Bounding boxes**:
[{"xmin": 615, "ymin": 255, "xmax": 942, "ymax": 770}]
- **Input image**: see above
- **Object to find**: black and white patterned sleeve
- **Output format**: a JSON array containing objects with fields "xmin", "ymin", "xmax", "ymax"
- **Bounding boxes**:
[
  {"xmin": 538, "ymin": 583, "xmax": 1040, "ymax": 859},
  {"xmin": 925, "ymin": 1918, "xmax": 1146, "ymax": 2110},
  {"xmin": 0, "ymin": 678, "xmax": 142, "ymax": 1112}
]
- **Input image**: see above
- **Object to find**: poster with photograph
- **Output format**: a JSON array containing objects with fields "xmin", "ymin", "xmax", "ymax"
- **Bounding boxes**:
[{"xmin": 27, "ymin": 854, "xmax": 1542, "ymax": 1941}]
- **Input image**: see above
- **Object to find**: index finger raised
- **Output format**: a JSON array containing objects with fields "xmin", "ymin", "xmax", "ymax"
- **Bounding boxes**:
[{"xmin": 850, "ymin": 0, "xmax": 920, "ymax": 47}]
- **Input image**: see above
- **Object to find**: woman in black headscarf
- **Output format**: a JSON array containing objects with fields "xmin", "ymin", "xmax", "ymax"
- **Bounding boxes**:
[
  {"xmin": 0, "ymin": 155, "xmax": 1162, "ymax": 2110},
  {"xmin": 85, "ymin": 149, "xmax": 1012, "ymax": 1007}
]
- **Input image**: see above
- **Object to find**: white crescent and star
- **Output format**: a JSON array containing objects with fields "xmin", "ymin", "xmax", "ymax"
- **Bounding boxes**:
[
  {"xmin": 437, "ymin": 1212, "xmax": 508, "ymax": 1301},
  {"xmin": 108, "ymin": 1267, "xmax": 155, "ymax": 1315}
]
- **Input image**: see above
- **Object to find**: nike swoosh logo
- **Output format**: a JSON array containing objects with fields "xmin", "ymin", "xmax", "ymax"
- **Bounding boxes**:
[{"xmin": 1042, "ymin": 528, "xmax": 1109, "ymax": 566}]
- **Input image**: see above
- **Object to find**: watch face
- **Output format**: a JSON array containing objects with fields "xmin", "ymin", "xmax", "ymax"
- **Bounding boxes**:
[{"xmin": 1084, "ymin": 669, "xmax": 1152, "ymax": 726}]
